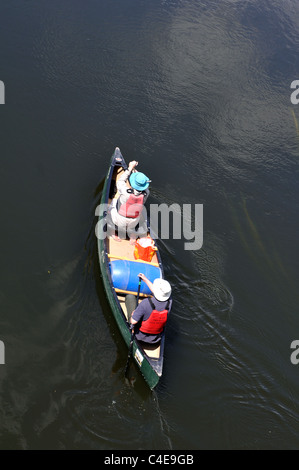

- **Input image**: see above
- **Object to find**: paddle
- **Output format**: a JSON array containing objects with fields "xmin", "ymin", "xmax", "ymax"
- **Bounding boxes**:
[{"xmin": 124, "ymin": 276, "xmax": 142, "ymax": 379}]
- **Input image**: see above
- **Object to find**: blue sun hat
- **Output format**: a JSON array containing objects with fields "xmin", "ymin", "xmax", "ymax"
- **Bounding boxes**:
[{"xmin": 129, "ymin": 172, "xmax": 151, "ymax": 191}]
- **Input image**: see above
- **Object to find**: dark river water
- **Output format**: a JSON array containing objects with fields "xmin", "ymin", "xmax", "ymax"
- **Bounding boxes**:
[{"xmin": 0, "ymin": 0, "xmax": 299, "ymax": 451}]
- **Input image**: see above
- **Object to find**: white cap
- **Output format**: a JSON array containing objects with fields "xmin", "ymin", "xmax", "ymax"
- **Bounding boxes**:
[{"xmin": 152, "ymin": 278, "xmax": 172, "ymax": 302}]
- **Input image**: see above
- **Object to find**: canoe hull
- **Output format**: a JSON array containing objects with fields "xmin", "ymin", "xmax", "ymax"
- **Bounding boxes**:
[{"xmin": 97, "ymin": 147, "xmax": 165, "ymax": 390}]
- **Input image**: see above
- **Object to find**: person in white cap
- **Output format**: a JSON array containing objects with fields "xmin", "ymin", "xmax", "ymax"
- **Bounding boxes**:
[
  {"xmin": 107, "ymin": 160, "xmax": 151, "ymax": 244},
  {"xmin": 127, "ymin": 273, "xmax": 172, "ymax": 345}
]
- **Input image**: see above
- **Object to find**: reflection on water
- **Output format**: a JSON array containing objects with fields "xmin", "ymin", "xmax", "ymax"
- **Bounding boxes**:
[{"xmin": 228, "ymin": 194, "xmax": 298, "ymax": 302}]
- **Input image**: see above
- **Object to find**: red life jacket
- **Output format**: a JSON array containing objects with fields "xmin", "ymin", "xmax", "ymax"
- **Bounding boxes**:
[
  {"xmin": 118, "ymin": 190, "xmax": 144, "ymax": 218},
  {"xmin": 140, "ymin": 298, "xmax": 170, "ymax": 335}
]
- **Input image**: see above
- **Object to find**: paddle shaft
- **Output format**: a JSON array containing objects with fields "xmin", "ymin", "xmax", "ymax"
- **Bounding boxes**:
[{"xmin": 124, "ymin": 277, "xmax": 142, "ymax": 378}]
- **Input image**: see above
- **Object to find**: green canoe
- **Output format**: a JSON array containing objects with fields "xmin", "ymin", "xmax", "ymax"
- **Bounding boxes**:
[{"xmin": 97, "ymin": 147, "xmax": 167, "ymax": 390}]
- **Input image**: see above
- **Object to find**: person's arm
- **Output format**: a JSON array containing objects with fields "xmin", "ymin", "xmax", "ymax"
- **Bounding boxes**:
[
  {"xmin": 137, "ymin": 273, "xmax": 154, "ymax": 295},
  {"xmin": 117, "ymin": 161, "xmax": 138, "ymax": 193},
  {"xmin": 130, "ymin": 298, "xmax": 146, "ymax": 326}
]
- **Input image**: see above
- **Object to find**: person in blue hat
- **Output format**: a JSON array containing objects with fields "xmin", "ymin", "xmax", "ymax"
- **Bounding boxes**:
[{"xmin": 108, "ymin": 160, "xmax": 151, "ymax": 244}]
